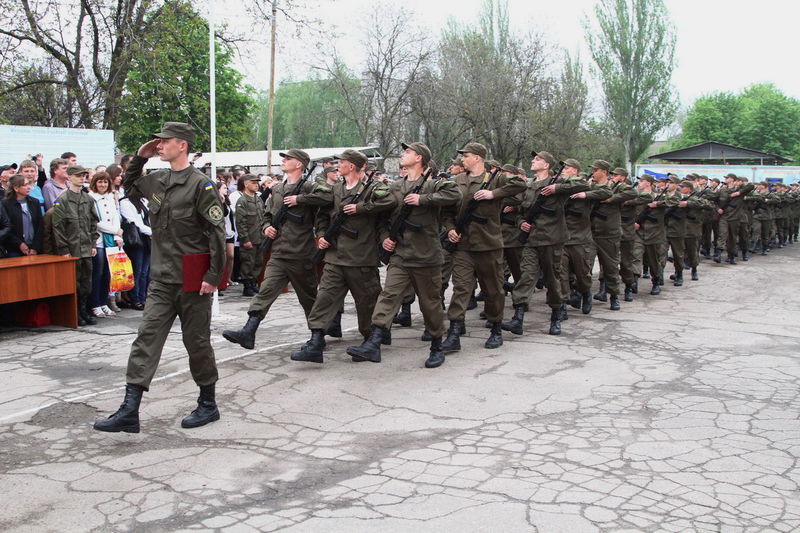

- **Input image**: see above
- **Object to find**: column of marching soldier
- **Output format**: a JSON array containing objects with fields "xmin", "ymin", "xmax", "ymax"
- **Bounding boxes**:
[{"xmin": 221, "ymin": 142, "xmax": 800, "ymax": 369}]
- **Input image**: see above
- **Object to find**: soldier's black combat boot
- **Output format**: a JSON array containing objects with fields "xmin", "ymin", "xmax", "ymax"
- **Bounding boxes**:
[
  {"xmin": 713, "ymin": 248, "xmax": 722, "ymax": 263},
  {"xmin": 742, "ymin": 250, "xmax": 749, "ymax": 261},
  {"xmin": 485, "ymin": 322, "xmax": 503, "ymax": 349},
  {"xmin": 425, "ymin": 337, "xmax": 445, "ymax": 368},
  {"xmin": 624, "ymin": 285, "xmax": 634, "ymax": 302},
  {"xmin": 568, "ymin": 288, "xmax": 581, "ymax": 309},
  {"xmin": 548, "ymin": 308, "xmax": 562, "ymax": 336},
  {"xmin": 326, "ymin": 311, "xmax": 342, "ymax": 338},
  {"xmin": 632, "ymin": 275, "xmax": 639, "ymax": 294},
  {"xmin": 440, "ymin": 320, "xmax": 463, "ymax": 353},
  {"xmin": 761, "ymin": 242, "xmax": 769, "ymax": 256},
  {"xmin": 77, "ymin": 300, "xmax": 87, "ymax": 327},
  {"xmin": 581, "ymin": 292, "xmax": 592, "ymax": 314},
  {"xmin": 421, "ymin": 329, "xmax": 432, "ymax": 342},
  {"xmin": 466, "ymin": 292, "xmax": 478, "ymax": 310},
  {"xmin": 673, "ymin": 270, "xmax": 684, "ymax": 287},
  {"xmin": 242, "ymin": 280, "xmax": 257, "ymax": 297},
  {"xmin": 609, "ymin": 294, "xmax": 621, "ymax": 311},
  {"xmin": 691, "ymin": 267, "xmax": 699, "ymax": 281},
  {"xmin": 347, "ymin": 326, "xmax": 383, "ymax": 363},
  {"xmin": 593, "ymin": 280, "xmax": 607, "ymax": 302},
  {"xmin": 501, "ymin": 304, "xmax": 525, "ymax": 335},
  {"xmin": 503, "ymin": 279, "xmax": 516, "ymax": 295},
  {"xmin": 181, "ymin": 383, "xmax": 220, "ymax": 428},
  {"xmin": 291, "ymin": 330, "xmax": 326, "ymax": 363},
  {"xmin": 642, "ymin": 265, "xmax": 650, "ymax": 279},
  {"xmin": 93, "ymin": 384, "xmax": 143, "ymax": 433},
  {"xmin": 393, "ymin": 303, "xmax": 412, "ymax": 327},
  {"xmin": 475, "ymin": 290, "xmax": 486, "ymax": 302},
  {"xmin": 80, "ymin": 297, "xmax": 97, "ymax": 326},
  {"xmin": 535, "ymin": 273, "xmax": 545, "ymax": 290},
  {"xmin": 650, "ymin": 279, "xmax": 661, "ymax": 295},
  {"xmin": 222, "ymin": 312, "xmax": 263, "ymax": 350},
  {"xmin": 559, "ymin": 302, "xmax": 569, "ymax": 321},
  {"xmin": 728, "ymin": 252, "xmax": 738, "ymax": 265}
]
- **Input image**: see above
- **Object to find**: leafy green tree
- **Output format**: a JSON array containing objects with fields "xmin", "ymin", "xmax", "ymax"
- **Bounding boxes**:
[
  {"xmin": 584, "ymin": 0, "xmax": 678, "ymax": 169},
  {"xmin": 115, "ymin": 0, "xmax": 255, "ymax": 153}
]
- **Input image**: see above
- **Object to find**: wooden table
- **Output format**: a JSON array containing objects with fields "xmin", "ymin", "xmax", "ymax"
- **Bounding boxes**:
[{"xmin": 0, "ymin": 254, "xmax": 78, "ymax": 328}]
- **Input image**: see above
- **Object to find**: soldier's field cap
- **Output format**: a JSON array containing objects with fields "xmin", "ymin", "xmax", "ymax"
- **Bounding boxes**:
[
  {"xmin": 612, "ymin": 167, "xmax": 628, "ymax": 177},
  {"xmin": 564, "ymin": 158, "xmax": 581, "ymax": 169},
  {"xmin": 669, "ymin": 176, "xmax": 681, "ymax": 184},
  {"xmin": 591, "ymin": 159, "xmax": 611, "ymax": 171},
  {"xmin": 710, "ymin": 177, "xmax": 721, "ymax": 183},
  {"xmin": 334, "ymin": 149, "xmax": 368, "ymax": 169},
  {"xmin": 639, "ymin": 174, "xmax": 655, "ymax": 183},
  {"xmin": 243, "ymin": 173, "xmax": 260, "ymax": 182},
  {"xmin": 501, "ymin": 163, "xmax": 517, "ymax": 173},
  {"xmin": 401, "ymin": 142, "xmax": 432, "ymax": 166},
  {"xmin": 279, "ymin": 149, "xmax": 310, "ymax": 168},
  {"xmin": 485, "ymin": 159, "xmax": 501, "ymax": 169},
  {"xmin": 723, "ymin": 172, "xmax": 737, "ymax": 180},
  {"xmin": 759, "ymin": 181, "xmax": 770, "ymax": 187},
  {"xmin": 679, "ymin": 180, "xmax": 694, "ymax": 188},
  {"xmin": 450, "ymin": 156, "xmax": 464, "ymax": 167},
  {"xmin": 458, "ymin": 142, "xmax": 488, "ymax": 159},
  {"xmin": 153, "ymin": 121, "xmax": 196, "ymax": 144},
  {"xmin": 67, "ymin": 165, "xmax": 89, "ymax": 176},
  {"xmin": 739, "ymin": 177, "xmax": 749, "ymax": 183},
  {"xmin": 534, "ymin": 151, "xmax": 557, "ymax": 168}
]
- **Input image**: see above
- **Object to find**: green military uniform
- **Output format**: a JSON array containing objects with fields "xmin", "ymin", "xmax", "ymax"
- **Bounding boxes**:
[
  {"xmin": 248, "ymin": 176, "xmax": 332, "ymax": 319},
  {"xmin": 306, "ymin": 176, "xmax": 396, "ymax": 338},
  {"xmin": 629, "ymin": 181, "xmax": 677, "ymax": 292},
  {"xmin": 751, "ymin": 187, "xmax": 775, "ymax": 253},
  {"xmin": 444, "ymin": 169, "xmax": 526, "ymax": 323},
  {"xmin": 560, "ymin": 177, "xmax": 596, "ymax": 302},
  {"xmin": 619, "ymin": 183, "xmax": 640, "ymax": 293},
  {"xmin": 501, "ymin": 191, "xmax": 525, "ymax": 286},
  {"xmin": 52, "ymin": 188, "xmax": 99, "ymax": 298},
  {"xmin": 589, "ymin": 180, "xmax": 637, "ymax": 298},
  {"xmin": 682, "ymin": 185, "xmax": 713, "ymax": 271},
  {"xmin": 121, "ymin": 153, "xmax": 226, "ymax": 391},
  {"xmin": 235, "ymin": 184, "xmax": 266, "ymax": 287},
  {"xmin": 716, "ymin": 180, "xmax": 755, "ymax": 261},
  {"xmin": 664, "ymin": 188, "xmax": 687, "ymax": 277},
  {"xmin": 511, "ymin": 174, "xmax": 590, "ymax": 310},
  {"xmin": 371, "ymin": 174, "xmax": 460, "ymax": 337}
]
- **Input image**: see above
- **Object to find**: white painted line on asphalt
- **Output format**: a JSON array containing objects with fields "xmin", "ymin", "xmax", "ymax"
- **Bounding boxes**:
[{"xmin": 0, "ymin": 327, "xmax": 359, "ymax": 424}]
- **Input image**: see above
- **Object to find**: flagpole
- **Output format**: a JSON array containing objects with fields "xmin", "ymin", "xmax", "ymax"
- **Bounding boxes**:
[{"xmin": 209, "ymin": 0, "xmax": 221, "ymax": 317}]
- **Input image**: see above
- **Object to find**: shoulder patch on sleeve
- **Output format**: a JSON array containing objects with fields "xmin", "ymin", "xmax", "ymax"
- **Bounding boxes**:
[
  {"xmin": 208, "ymin": 204, "xmax": 223, "ymax": 221},
  {"xmin": 204, "ymin": 183, "xmax": 214, "ymax": 191}
]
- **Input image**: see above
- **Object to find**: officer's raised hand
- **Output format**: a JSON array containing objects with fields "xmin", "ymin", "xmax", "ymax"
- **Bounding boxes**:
[{"xmin": 137, "ymin": 139, "xmax": 161, "ymax": 158}]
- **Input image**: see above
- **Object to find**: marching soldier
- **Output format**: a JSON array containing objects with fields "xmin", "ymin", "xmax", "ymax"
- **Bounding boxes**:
[
  {"xmin": 715, "ymin": 173, "xmax": 754, "ymax": 264},
  {"xmin": 235, "ymin": 174, "xmax": 266, "ymax": 296},
  {"xmin": 558, "ymin": 159, "xmax": 595, "ymax": 313},
  {"xmin": 291, "ymin": 149, "xmax": 396, "ymax": 364},
  {"xmin": 346, "ymin": 142, "xmax": 460, "ymax": 367},
  {"xmin": 630, "ymin": 175, "xmax": 677, "ymax": 295},
  {"xmin": 440, "ymin": 143, "xmax": 526, "ymax": 352},
  {"xmin": 502, "ymin": 151, "xmax": 589, "ymax": 336},
  {"xmin": 223, "ymin": 150, "xmax": 333, "ymax": 350},
  {"xmin": 613, "ymin": 169, "xmax": 639, "ymax": 301},
  {"xmin": 500, "ymin": 165, "xmax": 526, "ymax": 295}
]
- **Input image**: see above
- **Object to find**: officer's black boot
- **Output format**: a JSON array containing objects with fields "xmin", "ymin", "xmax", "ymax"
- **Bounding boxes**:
[
  {"xmin": 440, "ymin": 320, "xmax": 463, "ymax": 353},
  {"xmin": 673, "ymin": 270, "xmax": 684, "ymax": 287},
  {"xmin": 632, "ymin": 274, "xmax": 639, "ymax": 294},
  {"xmin": 642, "ymin": 265, "xmax": 650, "ymax": 279},
  {"xmin": 393, "ymin": 303, "xmax": 412, "ymax": 327},
  {"xmin": 381, "ymin": 327, "xmax": 392, "ymax": 345},
  {"xmin": 609, "ymin": 294, "xmax": 621, "ymax": 310},
  {"xmin": 568, "ymin": 288, "xmax": 581, "ymax": 309},
  {"xmin": 425, "ymin": 337, "xmax": 445, "ymax": 368},
  {"xmin": 80, "ymin": 297, "xmax": 97, "ymax": 326},
  {"xmin": 559, "ymin": 302, "xmax": 569, "ymax": 321},
  {"xmin": 728, "ymin": 252, "xmax": 738, "ymax": 265},
  {"xmin": 581, "ymin": 291, "xmax": 592, "ymax": 314},
  {"xmin": 624, "ymin": 285, "xmax": 634, "ymax": 302},
  {"xmin": 503, "ymin": 280, "xmax": 516, "ymax": 294},
  {"xmin": 761, "ymin": 242, "xmax": 769, "ymax": 255},
  {"xmin": 326, "ymin": 311, "xmax": 342, "ymax": 338},
  {"xmin": 691, "ymin": 267, "xmax": 699, "ymax": 281},
  {"xmin": 93, "ymin": 384, "xmax": 143, "ymax": 433},
  {"xmin": 421, "ymin": 329, "xmax": 432, "ymax": 342},
  {"xmin": 650, "ymin": 278, "xmax": 661, "ymax": 295},
  {"xmin": 466, "ymin": 291, "xmax": 478, "ymax": 310},
  {"xmin": 501, "ymin": 304, "xmax": 525, "ymax": 335},
  {"xmin": 291, "ymin": 329, "xmax": 326, "ymax": 363},
  {"xmin": 181, "ymin": 383, "xmax": 220, "ymax": 428},
  {"xmin": 347, "ymin": 326, "xmax": 383, "ymax": 363},
  {"xmin": 742, "ymin": 249, "xmax": 749, "ymax": 261},
  {"xmin": 222, "ymin": 312, "xmax": 263, "ymax": 350},
  {"xmin": 535, "ymin": 272, "xmax": 545, "ymax": 290},
  {"xmin": 77, "ymin": 300, "xmax": 87, "ymax": 327},
  {"xmin": 593, "ymin": 280, "xmax": 607, "ymax": 302},
  {"xmin": 242, "ymin": 280, "xmax": 257, "ymax": 297},
  {"xmin": 548, "ymin": 308, "xmax": 562, "ymax": 336},
  {"xmin": 713, "ymin": 247, "xmax": 722, "ymax": 263},
  {"xmin": 485, "ymin": 322, "xmax": 503, "ymax": 349}
]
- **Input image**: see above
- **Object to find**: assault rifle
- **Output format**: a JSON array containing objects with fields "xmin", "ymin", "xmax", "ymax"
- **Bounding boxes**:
[
  {"xmin": 259, "ymin": 162, "xmax": 318, "ymax": 254},
  {"xmin": 378, "ymin": 168, "xmax": 433, "ymax": 265},
  {"xmin": 634, "ymin": 188, "xmax": 668, "ymax": 226},
  {"xmin": 312, "ymin": 170, "xmax": 377, "ymax": 264},
  {"xmin": 441, "ymin": 167, "xmax": 502, "ymax": 252},
  {"xmin": 516, "ymin": 161, "xmax": 566, "ymax": 243},
  {"xmin": 589, "ymin": 181, "xmax": 620, "ymax": 221}
]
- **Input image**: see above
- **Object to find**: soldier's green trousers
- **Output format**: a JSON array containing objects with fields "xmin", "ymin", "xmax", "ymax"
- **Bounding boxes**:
[
  {"xmin": 307, "ymin": 263, "xmax": 381, "ymax": 338},
  {"xmin": 504, "ymin": 246, "xmax": 523, "ymax": 283},
  {"xmin": 632, "ymin": 235, "xmax": 644, "ymax": 276},
  {"xmin": 668, "ymin": 237, "xmax": 685, "ymax": 272},
  {"xmin": 593, "ymin": 237, "xmax": 621, "ymax": 296},
  {"xmin": 512, "ymin": 244, "xmax": 562, "ymax": 310},
  {"xmin": 239, "ymin": 244, "xmax": 264, "ymax": 282},
  {"xmin": 126, "ymin": 281, "xmax": 217, "ymax": 391},
  {"xmin": 684, "ymin": 234, "xmax": 700, "ymax": 268},
  {"xmin": 448, "ymin": 249, "xmax": 505, "ymax": 322},
  {"xmin": 560, "ymin": 242, "xmax": 594, "ymax": 295},
  {"xmin": 718, "ymin": 216, "xmax": 740, "ymax": 254},
  {"xmin": 643, "ymin": 243, "xmax": 665, "ymax": 283},
  {"xmin": 76, "ymin": 256, "xmax": 93, "ymax": 298},
  {"xmin": 373, "ymin": 264, "xmax": 444, "ymax": 337},
  {"xmin": 440, "ymin": 248, "xmax": 454, "ymax": 303},
  {"xmin": 249, "ymin": 257, "xmax": 317, "ymax": 319},
  {"xmin": 619, "ymin": 239, "xmax": 635, "ymax": 287}
]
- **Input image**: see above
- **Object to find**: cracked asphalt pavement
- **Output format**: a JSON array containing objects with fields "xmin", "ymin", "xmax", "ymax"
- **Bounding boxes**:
[{"xmin": 1, "ymin": 248, "xmax": 799, "ymax": 532}]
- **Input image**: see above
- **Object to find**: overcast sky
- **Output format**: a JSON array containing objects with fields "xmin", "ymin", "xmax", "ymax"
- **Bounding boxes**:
[{"xmin": 218, "ymin": 0, "xmax": 800, "ymax": 108}]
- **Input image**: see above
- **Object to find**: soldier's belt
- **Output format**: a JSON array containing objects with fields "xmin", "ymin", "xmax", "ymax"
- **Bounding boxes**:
[
  {"xmin": 470, "ymin": 213, "xmax": 490, "ymax": 224},
  {"xmin": 566, "ymin": 208, "xmax": 584, "ymax": 217},
  {"xmin": 285, "ymin": 211, "xmax": 305, "ymax": 224},
  {"xmin": 340, "ymin": 225, "xmax": 359, "ymax": 239},
  {"xmin": 403, "ymin": 219, "xmax": 423, "ymax": 232}
]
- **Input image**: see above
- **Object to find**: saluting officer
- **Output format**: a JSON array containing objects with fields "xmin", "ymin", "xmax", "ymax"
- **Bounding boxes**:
[{"xmin": 94, "ymin": 122, "xmax": 227, "ymax": 433}]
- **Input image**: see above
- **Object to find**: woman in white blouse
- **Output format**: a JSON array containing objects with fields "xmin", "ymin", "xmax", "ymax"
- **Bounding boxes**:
[
  {"xmin": 119, "ymin": 195, "xmax": 152, "ymax": 310},
  {"xmin": 88, "ymin": 172, "xmax": 123, "ymax": 317}
]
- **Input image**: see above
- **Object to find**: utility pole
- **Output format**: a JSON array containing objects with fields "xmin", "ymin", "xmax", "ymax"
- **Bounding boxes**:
[{"xmin": 266, "ymin": 0, "xmax": 277, "ymax": 174}]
